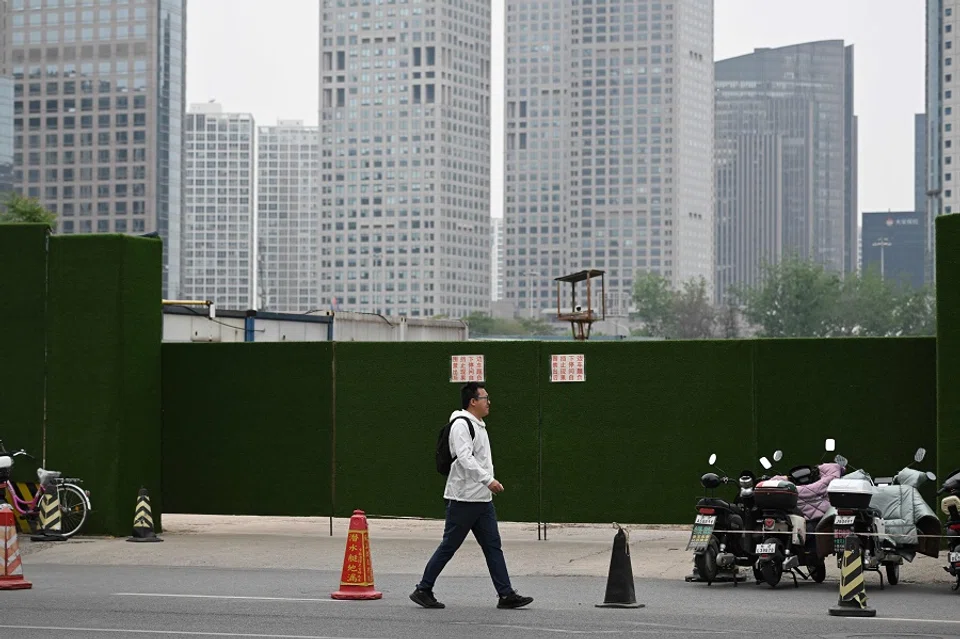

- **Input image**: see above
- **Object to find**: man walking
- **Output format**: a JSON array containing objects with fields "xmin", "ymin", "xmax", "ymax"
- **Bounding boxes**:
[{"xmin": 410, "ymin": 382, "xmax": 534, "ymax": 609}]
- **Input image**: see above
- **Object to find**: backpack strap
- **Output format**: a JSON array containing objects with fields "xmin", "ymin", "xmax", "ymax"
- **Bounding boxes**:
[
  {"xmin": 449, "ymin": 416, "xmax": 476, "ymax": 462},
  {"xmin": 450, "ymin": 416, "xmax": 475, "ymax": 440}
]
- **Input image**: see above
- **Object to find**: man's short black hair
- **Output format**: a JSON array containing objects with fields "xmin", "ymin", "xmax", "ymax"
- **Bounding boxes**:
[{"xmin": 461, "ymin": 382, "xmax": 485, "ymax": 409}]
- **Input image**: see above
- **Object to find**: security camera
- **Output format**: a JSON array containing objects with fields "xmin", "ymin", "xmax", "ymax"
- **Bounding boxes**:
[{"xmin": 574, "ymin": 305, "xmax": 583, "ymax": 312}]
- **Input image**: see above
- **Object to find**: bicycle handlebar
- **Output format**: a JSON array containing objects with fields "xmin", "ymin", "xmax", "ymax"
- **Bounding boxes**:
[{"xmin": 0, "ymin": 449, "xmax": 35, "ymax": 460}]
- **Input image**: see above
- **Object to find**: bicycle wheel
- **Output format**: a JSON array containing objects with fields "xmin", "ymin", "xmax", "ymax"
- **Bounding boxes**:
[{"xmin": 57, "ymin": 483, "xmax": 89, "ymax": 538}]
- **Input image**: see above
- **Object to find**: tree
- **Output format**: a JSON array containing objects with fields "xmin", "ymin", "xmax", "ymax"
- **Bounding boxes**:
[
  {"xmin": 834, "ymin": 267, "xmax": 898, "ymax": 337},
  {"xmin": 0, "ymin": 193, "xmax": 56, "ymax": 229},
  {"xmin": 733, "ymin": 256, "xmax": 937, "ymax": 338},
  {"xmin": 670, "ymin": 276, "xmax": 716, "ymax": 339},
  {"xmin": 733, "ymin": 256, "xmax": 842, "ymax": 338},
  {"xmin": 718, "ymin": 304, "xmax": 741, "ymax": 339},
  {"xmin": 893, "ymin": 288, "xmax": 937, "ymax": 337},
  {"xmin": 631, "ymin": 271, "xmax": 716, "ymax": 339},
  {"xmin": 461, "ymin": 312, "xmax": 561, "ymax": 337},
  {"xmin": 631, "ymin": 271, "xmax": 675, "ymax": 337}
]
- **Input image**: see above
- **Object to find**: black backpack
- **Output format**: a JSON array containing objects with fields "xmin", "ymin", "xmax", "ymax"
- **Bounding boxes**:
[{"xmin": 436, "ymin": 416, "xmax": 476, "ymax": 476}]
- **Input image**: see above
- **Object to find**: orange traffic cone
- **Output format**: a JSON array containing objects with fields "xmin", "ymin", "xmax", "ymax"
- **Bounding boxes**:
[
  {"xmin": 331, "ymin": 510, "xmax": 382, "ymax": 600},
  {"xmin": 0, "ymin": 504, "xmax": 32, "ymax": 590}
]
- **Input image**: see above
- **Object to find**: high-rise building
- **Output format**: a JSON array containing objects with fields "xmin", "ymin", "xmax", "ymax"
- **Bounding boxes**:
[
  {"xmin": 4, "ymin": 0, "xmax": 186, "ymax": 297},
  {"xmin": 714, "ymin": 41, "xmax": 858, "ymax": 302},
  {"xmin": 317, "ymin": 0, "xmax": 492, "ymax": 319},
  {"xmin": 491, "ymin": 216, "xmax": 504, "ymax": 301},
  {"xmin": 925, "ymin": 0, "xmax": 960, "ymax": 283},
  {"xmin": 257, "ymin": 120, "xmax": 320, "ymax": 313},
  {"xmin": 861, "ymin": 211, "xmax": 926, "ymax": 291},
  {"xmin": 503, "ymin": 0, "xmax": 715, "ymax": 318},
  {"xmin": 916, "ymin": 113, "xmax": 928, "ymax": 221},
  {"xmin": 0, "ymin": 1, "xmax": 13, "ymax": 197},
  {"xmin": 182, "ymin": 103, "xmax": 255, "ymax": 310}
]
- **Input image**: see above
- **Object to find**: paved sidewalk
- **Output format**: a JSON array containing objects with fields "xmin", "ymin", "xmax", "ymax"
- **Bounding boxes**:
[{"xmin": 18, "ymin": 514, "xmax": 956, "ymax": 586}]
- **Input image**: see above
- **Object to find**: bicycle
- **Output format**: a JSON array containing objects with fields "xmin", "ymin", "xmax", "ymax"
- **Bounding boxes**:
[{"xmin": 0, "ymin": 439, "xmax": 92, "ymax": 538}]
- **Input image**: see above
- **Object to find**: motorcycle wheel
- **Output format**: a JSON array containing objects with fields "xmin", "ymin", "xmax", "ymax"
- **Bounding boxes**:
[
  {"xmin": 886, "ymin": 563, "xmax": 900, "ymax": 586},
  {"xmin": 760, "ymin": 538, "xmax": 783, "ymax": 588},
  {"xmin": 694, "ymin": 536, "xmax": 720, "ymax": 584},
  {"xmin": 810, "ymin": 559, "xmax": 827, "ymax": 584}
]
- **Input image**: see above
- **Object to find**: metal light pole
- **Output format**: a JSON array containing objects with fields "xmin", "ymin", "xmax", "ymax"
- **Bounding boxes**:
[
  {"xmin": 524, "ymin": 269, "xmax": 540, "ymax": 319},
  {"xmin": 872, "ymin": 237, "xmax": 892, "ymax": 280}
]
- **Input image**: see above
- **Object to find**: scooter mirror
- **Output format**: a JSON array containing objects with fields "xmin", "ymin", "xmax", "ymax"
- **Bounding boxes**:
[
  {"xmin": 825, "ymin": 438, "xmax": 836, "ymax": 452},
  {"xmin": 915, "ymin": 447, "xmax": 926, "ymax": 463},
  {"xmin": 835, "ymin": 454, "xmax": 848, "ymax": 468},
  {"xmin": 927, "ymin": 471, "xmax": 937, "ymax": 482},
  {"xmin": 708, "ymin": 453, "xmax": 717, "ymax": 466},
  {"xmin": 773, "ymin": 450, "xmax": 783, "ymax": 463},
  {"xmin": 760, "ymin": 457, "xmax": 772, "ymax": 470}
]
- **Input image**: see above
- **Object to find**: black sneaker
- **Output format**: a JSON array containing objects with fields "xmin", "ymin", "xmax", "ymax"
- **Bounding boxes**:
[
  {"xmin": 410, "ymin": 588, "xmax": 445, "ymax": 609},
  {"xmin": 497, "ymin": 591, "xmax": 534, "ymax": 609}
]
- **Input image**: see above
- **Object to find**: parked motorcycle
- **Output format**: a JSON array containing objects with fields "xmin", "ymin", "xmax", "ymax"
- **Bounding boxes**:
[
  {"xmin": 752, "ymin": 440, "xmax": 836, "ymax": 588},
  {"xmin": 685, "ymin": 453, "xmax": 761, "ymax": 585},
  {"xmin": 816, "ymin": 447, "xmax": 941, "ymax": 589},
  {"xmin": 937, "ymin": 467, "xmax": 960, "ymax": 591}
]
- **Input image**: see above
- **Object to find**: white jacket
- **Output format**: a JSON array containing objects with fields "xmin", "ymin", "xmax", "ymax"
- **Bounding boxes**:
[{"xmin": 443, "ymin": 409, "xmax": 495, "ymax": 502}]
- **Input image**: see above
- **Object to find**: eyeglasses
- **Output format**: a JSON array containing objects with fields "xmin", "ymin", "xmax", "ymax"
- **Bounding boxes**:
[{"xmin": 475, "ymin": 395, "xmax": 491, "ymax": 403}]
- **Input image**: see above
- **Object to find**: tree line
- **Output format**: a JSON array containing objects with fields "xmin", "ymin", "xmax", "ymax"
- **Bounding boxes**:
[{"xmin": 632, "ymin": 257, "xmax": 936, "ymax": 339}]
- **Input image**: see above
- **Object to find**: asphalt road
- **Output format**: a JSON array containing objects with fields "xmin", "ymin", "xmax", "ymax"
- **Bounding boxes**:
[{"xmin": 2, "ymin": 565, "xmax": 960, "ymax": 638}]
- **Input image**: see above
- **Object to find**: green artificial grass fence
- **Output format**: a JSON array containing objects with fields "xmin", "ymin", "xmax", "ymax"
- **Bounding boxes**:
[
  {"xmin": 160, "ymin": 338, "xmax": 937, "ymax": 525},
  {"xmin": 161, "ymin": 342, "xmax": 334, "ymax": 517},
  {"xmin": 937, "ymin": 214, "xmax": 960, "ymax": 488},
  {"xmin": 45, "ymin": 235, "xmax": 162, "ymax": 536},
  {"xmin": 331, "ymin": 342, "xmax": 541, "ymax": 522},
  {"xmin": 0, "ymin": 225, "xmax": 47, "ymax": 483}
]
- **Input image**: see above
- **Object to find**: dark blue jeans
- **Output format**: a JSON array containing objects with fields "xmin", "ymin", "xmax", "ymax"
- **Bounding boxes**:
[{"xmin": 417, "ymin": 500, "xmax": 513, "ymax": 597}]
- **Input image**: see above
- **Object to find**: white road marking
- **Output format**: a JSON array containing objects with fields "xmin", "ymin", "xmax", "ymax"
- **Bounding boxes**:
[
  {"xmin": 0, "ymin": 626, "xmax": 377, "ymax": 639},
  {"xmin": 857, "ymin": 617, "xmax": 960, "ymax": 625},
  {"xmin": 114, "ymin": 593, "xmax": 348, "ymax": 603},
  {"xmin": 452, "ymin": 622, "xmax": 737, "ymax": 635}
]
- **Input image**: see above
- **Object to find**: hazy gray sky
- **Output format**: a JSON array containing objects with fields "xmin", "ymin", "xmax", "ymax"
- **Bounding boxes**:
[{"xmin": 186, "ymin": 0, "xmax": 925, "ymax": 219}]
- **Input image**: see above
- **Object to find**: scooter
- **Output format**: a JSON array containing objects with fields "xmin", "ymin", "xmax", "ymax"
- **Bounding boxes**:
[
  {"xmin": 751, "ymin": 441, "xmax": 834, "ymax": 588},
  {"xmin": 685, "ymin": 453, "xmax": 761, "ymax": 585},
  {"xmin": 817, "ymin": 447, "xmax": 941, "ymax": 589},
  {"xmin": 937, "ymin": 467, "xmax": 960, "ymax": 591}
]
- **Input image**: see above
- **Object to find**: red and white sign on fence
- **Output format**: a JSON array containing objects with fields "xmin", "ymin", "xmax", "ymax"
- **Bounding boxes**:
[
  {"xmin": 450, "ymin": 355, "xmax": 485, "ymax": 383},
  {"xmin": 550, "ymin": 354, "xmax": 585, "ymax": 382}
]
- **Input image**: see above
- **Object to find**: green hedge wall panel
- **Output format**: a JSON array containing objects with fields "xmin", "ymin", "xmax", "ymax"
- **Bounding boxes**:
[
  {"xmin": 753, "ymin": 338, "xmax": 938, "ymax": 483},
  {"xmin": 937, "ymin": 214, "xmax": 960, "ymax": 486},
  {"xmin": 116, "ymin": 237, "xmax": 163, "ymax": 530},
  {"xmin": 539, "ymin": 341, "xmax": 757, "ymax": 525},
  {"xmin": 332, "ymin": 342, "xmax": 540, "ymax": 522},
  {"xmin": 45, "ymin": 235, "xmax": 162, "ymax": 536},
  {"xmin": 162, "ymin": 342, "xmax": 333, "ymax": 517},
  {"xmin": 0, "ymin": 225, "xmax": 47, "ymax": 483}
]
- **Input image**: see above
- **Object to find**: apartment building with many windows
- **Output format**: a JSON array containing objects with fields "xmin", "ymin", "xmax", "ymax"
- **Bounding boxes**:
[
  {"xmin": 503, "ymin": 0, "xmax": 714, "ymax": 317},
  {"xmin": 257, "ymin": 120, "xmax": 320, "ymax": 313},
  {"xmin": 4, "ymin": 0, "xmax": 186, "ymax": 297},
  {"xmin": 318, "ymin": 0, "xmax": 491, "ymax": 319},
  {"xmin": 181, "ymin": 102, "xmax": 255, "ymax": 310}
]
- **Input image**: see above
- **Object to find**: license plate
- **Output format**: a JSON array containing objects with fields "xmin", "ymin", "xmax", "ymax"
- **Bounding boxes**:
[
  {"xmin": 949, "ymin": 552, "xmax": 960, "ymax": 564},
  {"xmin": 835, "ymin": 515, "xmax": 855, "ymax": 526},
  {"xmin": 695, "ymin": 515, "xmax": 717, "ymax": 526},
  {"xmin": 756, "ymin": 543, "xmax": 777, "ymax": 555}
]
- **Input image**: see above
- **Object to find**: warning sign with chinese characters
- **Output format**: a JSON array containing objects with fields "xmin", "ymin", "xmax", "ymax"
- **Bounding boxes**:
[
  {"xmin": 550, "ymin": 354, "xmax": 585, "ymax": 382},
  {"xmin": 450, "ymin": 355, "xmax": 485, "ymax": 383},
  {"xmin": 339, "ymin": 530, "xmax": 376, "ymax": 587}
]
